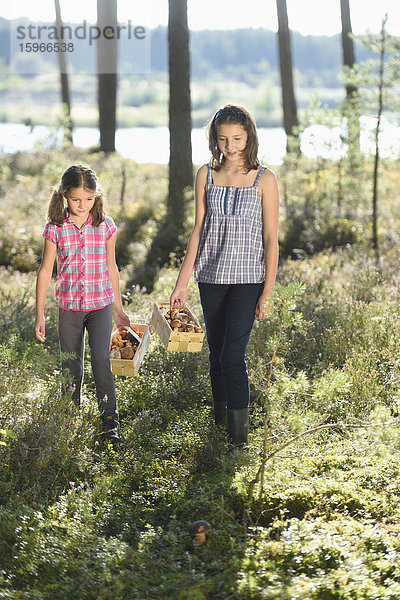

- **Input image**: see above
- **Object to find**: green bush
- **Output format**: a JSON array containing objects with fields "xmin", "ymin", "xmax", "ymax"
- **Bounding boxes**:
[
  {"xmin": 281, "ymin": 215, "xmax": 364, "ymax": 258},
  {"xmin": 2, "ymin": 150, "xmax": 400, "ymax": 598}
]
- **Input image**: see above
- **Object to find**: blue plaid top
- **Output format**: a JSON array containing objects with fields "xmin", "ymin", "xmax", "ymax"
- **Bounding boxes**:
[{"xmin": 194, "ymin": 165, "xmax": 266, "ymax": 284}]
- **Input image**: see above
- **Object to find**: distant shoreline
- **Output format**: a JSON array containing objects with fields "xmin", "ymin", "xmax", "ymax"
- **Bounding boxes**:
[{"xmin": 1, "ymin": 119, "xmax": 399, "ymax": 165}]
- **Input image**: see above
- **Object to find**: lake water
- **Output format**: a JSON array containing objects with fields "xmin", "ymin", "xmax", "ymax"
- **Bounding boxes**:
[
  {"xmin": 0, "ymin": 118, "xmax": 399, "ymax": 164},
  {"xmin": 0, "ymin": 122, "xmax": 287, "ymax": 164}
]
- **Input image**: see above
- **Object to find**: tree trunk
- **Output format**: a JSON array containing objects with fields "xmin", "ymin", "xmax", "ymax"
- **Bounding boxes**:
[
  {"xmin": 372, "ymin": 23, "xmax": 387, "ymax": 263},
  {"xmin": 340, "ymin": 0, "xmax": 360, "ymax": 187},
  {"xmin": 128, "ymin": 0, "xmax": 193, "ymax": 290},
  {"xmin": 340, "ymin": 0, "xmax": 357, "ymax": 98},
  {"xmin": 168, "ymin": 0, "xmax": 193, "ymax": 222},
  {"xmin": 276, "ymin": 0, "xmax": 299, "ymax": 152},
  {"xmin": 54, "ymin": 0, "xmax": 72, "ymax": 144},
  {"xmin": 97, "ymin": 0, "xmax": 117, "ymax": 153}
]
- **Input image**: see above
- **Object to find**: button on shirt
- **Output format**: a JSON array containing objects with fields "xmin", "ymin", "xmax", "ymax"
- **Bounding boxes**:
[{"xmin": 43, "ymin": 213, "xmax": 117, "ymax": 311}]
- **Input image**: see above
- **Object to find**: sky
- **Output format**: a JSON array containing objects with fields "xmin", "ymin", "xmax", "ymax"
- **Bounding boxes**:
[{"xmin": 2, "ymin": 0, "xmax": 400, "ymax": 36}]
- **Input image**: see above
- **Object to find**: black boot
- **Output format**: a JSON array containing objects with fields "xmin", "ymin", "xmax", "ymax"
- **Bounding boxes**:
[
  {"xmin": 213, "ymin": 401, "xmax": 227, "ymax": 426},
  {"xmin": 227, "ymin": 408, "xmax": 248, "ymax": 448},
  {"xmin": 101, "ymin": 412, "xmax": 121, "ymax": 447}
]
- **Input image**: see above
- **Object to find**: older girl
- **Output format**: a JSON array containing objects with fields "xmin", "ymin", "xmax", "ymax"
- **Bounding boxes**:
[{"xmin": 170, "ymin": 104, "xmax": 279, "ymax": 447}]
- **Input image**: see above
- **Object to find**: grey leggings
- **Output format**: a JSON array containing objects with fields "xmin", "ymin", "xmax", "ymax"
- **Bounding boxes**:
[{"xmin": 58, "ymin": 304, "xmax": 117, "ymax": 415}]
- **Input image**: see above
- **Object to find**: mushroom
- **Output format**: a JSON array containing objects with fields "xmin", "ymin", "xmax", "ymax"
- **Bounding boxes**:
[
  {"xmin": 194, "ymin": 326, "xmax": 203, "ymax": 334},
  {"xmin": 189, "ymin": 520, "xmax": 212, "ymax": 545},
  {"xmin": 177, "ymin": 312, "xmax": 190, "ymax": 323},
  {"xmin": 110, "ymin": 347, "xmax": 122, "ymax": 359},
  {"xmin": 166, "ymin": 308, "xmax": 179, "ymax": 320},
  {"xmin": 112, "ymin": 334, "xmax": 125, "ymax": 348},
  {"xmin": 170, "ymin": 319, "xmax": 182, "ymax": 330},
  {"xmin": 184, "ymin": 323, "xmax": 194, "ymax": 333},
  {"xmin": 121, "ymin": 345, "xmax": 134, "ymax": 359}
]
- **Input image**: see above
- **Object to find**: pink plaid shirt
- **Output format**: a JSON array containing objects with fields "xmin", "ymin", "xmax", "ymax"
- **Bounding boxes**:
[{"xmin": 43, "ymin": 213, "xmax": 117, "ymax": 311}]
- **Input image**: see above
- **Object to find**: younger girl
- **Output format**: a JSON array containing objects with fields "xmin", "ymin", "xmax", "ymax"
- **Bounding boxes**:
[
  {"xmin": 170, "ymin": 104, "xmax": 279, "ymax": 447},
  {"xmin": 34, "ymin": 164, "xmax": 130, "ymax": 445}
]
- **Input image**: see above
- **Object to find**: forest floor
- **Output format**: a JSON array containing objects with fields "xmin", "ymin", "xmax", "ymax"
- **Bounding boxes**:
[{"xmin": 1, "ymin": 148, "xmax": 400, "ymax": 599}]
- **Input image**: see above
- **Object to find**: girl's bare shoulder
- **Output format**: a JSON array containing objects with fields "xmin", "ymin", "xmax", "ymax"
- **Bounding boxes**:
[
  {"xmin": 258, "ymin": 166, "xmax": 279, "ymax": 203},
  {"xmin": 260, "ymin": 165, "xmax": 278, "ymax": 183},
  {"xmin": 195, "ymin": 163, "xmax": 209, "ymax": 189},
  {"xmin": 196, "ymin": 163, "xmax": 209, "ymax": 179}
]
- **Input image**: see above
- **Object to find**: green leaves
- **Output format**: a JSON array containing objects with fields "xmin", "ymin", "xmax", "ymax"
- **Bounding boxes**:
[{"xmin": 0, "ymin": 428, "xmax": 16, "ymax": 446}]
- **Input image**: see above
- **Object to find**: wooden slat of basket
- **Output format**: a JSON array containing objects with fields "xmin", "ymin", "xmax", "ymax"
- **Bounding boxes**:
[
  {"xmin": 110, "ymin": 323, "xmax": 150, "ymax": 377},
  {"xmin": 151, "ymin": 302, "xmax": 205, "ymax": 352}
]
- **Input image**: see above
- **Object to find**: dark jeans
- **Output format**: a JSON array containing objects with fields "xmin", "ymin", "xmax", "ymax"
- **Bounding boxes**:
[
  {"xmin": 58, "ymin": 304, "xmax": 117, "ymax": 415},
  {"xmin": 198, "ymin": 282, "xmax": 264, "ymax": 411}
]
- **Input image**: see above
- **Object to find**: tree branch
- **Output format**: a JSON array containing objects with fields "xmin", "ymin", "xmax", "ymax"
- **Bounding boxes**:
[{"xmin": 247, "ymin": 421, "xmax": 370, "ymax": 503}]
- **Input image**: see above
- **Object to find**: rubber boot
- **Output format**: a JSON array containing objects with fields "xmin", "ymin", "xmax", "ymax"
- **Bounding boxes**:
[
  {"xmin": 101, "ymin": 412, "xmax": 121, "ymax": 447},
  {"xmin": 213, "ymin": 401, "xmax": 227, "ymax": 426},
  {"xmin": 227, "ymin": 408, "xmax": 248, "ymax": 448}
]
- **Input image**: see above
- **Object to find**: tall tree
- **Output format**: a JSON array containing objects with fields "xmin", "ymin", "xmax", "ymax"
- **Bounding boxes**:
[
  {"xmin": 168, "ymin": 0, "xmax": 193, "ymax": 220},
  {"xmin": 130, "ymin": 0, "xmax": 193, "ymax": 290},
  {"xmin": 276, "ymin": 0, "xmax": 299, "ymax": 151},
  {"xmin": 97, "ymin": 0, "xmax": 117, "ymax": 153},
  {"xmin": 346, "ymin": 16, "xmax": 398, "ymax": 262},
  {"xmin": 54, "ymin": 0, "xmax": 72, "ymax": 143},
  {"xmin": 340, "ymin": 0, "xmax": 357, "ymax": 99},
  {"xmin": 340, "ymin": 0, "xmax": 360, "ymax": 181},
  {"xmin": 369, "ymin": 17, "xmax": 390, "ymax": 262}
]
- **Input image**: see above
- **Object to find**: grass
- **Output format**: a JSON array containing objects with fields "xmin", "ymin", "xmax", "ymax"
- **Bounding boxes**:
[{"xmin": 1, "ymin": 146, "xmax": 400, "ymax": 598}]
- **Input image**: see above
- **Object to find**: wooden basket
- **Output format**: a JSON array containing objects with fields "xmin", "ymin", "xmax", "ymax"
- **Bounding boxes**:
[
  {"xmin": 151, "ymin": 302, "xmax": 205, "ymax": 352},
  {"xmin": 110, "ymin": 323, "xmax": 150, "ymax": 377}
]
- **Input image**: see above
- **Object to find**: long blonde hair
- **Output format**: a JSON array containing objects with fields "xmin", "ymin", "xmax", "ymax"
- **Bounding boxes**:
[{"xmin": 47, "ymin": 164, "xmax": 105, "ymax": 226}]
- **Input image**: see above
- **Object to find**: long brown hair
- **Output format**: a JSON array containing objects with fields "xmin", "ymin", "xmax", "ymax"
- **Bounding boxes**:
[
  {"xmin": 47, "ymin": 164, "xmax": 105, "ymax": 226},
  {"xmin": 207, "ymin": 104, "xmax": 260, "ymax": 173}
]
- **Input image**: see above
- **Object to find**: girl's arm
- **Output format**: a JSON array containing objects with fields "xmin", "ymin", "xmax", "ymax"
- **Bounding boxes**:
[
  {"xmin": 170, "ymin": 164, "xmax": 208, "ymax": 309},
  {"xmin": 34, "ymin": 238, "xmax": 57, "ymax": 342},
  {"xmin": 256, "ymin": 168, "xmax": 280, "ymax": 320},
  {"xmin": 106, "ymin": 234, "xmax": 131, "ymax": 329}
]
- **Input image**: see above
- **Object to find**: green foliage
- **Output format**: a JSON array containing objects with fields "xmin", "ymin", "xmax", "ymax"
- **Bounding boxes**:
[
  {"xmin": 0, "ymin": 148, "xmax": 168, "ymax": 290},
  {"xmin": 344, "ymin": 21, "xmax": 400, "ymax": 118},
  {"xmin": 115, "ymin": 205, "xmax": 155, "ymax": 269},
  {"xmin": 237, "ymin": 408, "xmax": 400, "ymax": 599},
  {"xmin": 341, "ymin": 19, "xmax": 400, "ymax": 254},
  {"xmin": 0, "ymin": 269, "xmax": 59, "ymax": 346},
  {"xmin": 281, "ymin": 213, "xmax": 364, "ymax": 258},
  {"xmin": 2, "ymin": 150, "xmax": 400, "ymax": 598},
  {"xmin": 130, "ymin": 186, "xmax": 194, "ymax": 291}
]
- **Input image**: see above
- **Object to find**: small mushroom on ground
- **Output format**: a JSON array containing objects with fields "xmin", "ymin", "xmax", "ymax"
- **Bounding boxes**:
[{"xmin": 189, "ymin": 520, "xmax": 212, "ymax": 545}]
